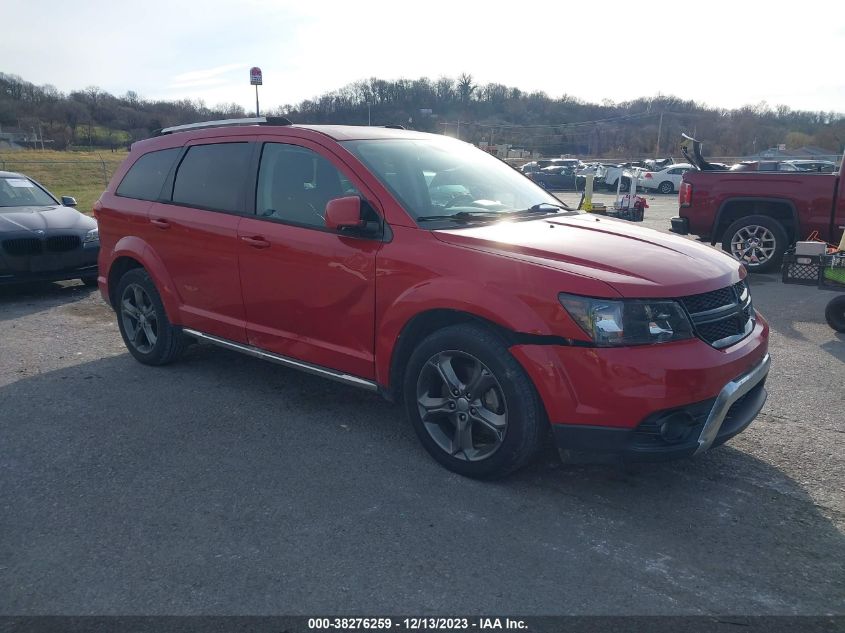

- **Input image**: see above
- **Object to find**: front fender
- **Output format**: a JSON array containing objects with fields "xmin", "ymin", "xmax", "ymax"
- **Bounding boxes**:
[{"xmin": 374, "ymin": 276, "xmax": 581, "ymax": 387}]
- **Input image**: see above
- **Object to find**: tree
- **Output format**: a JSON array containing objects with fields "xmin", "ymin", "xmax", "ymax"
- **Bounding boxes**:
[{"xmin": 457, "ymin": 73, "xmax": 475, "ymax": 103}]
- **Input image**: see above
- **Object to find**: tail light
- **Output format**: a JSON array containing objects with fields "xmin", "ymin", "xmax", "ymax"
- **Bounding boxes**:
[
  {"xmin": 679, "ymin": 181, "xmax": 693, "ymax": 207},
  {"xmin": 645, "ymin": 172, "xmax": 653, "ymax": 179}
]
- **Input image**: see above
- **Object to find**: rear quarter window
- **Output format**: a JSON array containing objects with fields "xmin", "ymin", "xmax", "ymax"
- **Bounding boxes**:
[
  {"xmin": 116, "ymin": 148, "xmax": 180, "ymax": 201},
  {"xmin": 171, "ymin": 143, "xmax": 251, "ymax": 212}
]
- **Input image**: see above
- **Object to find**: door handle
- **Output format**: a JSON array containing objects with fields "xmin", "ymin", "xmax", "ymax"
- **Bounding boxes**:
[
  {"xmin": 150, "ymin": 218, "xmax": 170, "ymax": 229},
  {"xmin": 241, "ymin": 235, "xmax": 270, "ymax": 249}
]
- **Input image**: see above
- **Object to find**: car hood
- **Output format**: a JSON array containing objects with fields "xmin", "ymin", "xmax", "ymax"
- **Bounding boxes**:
[
  {"xmin": 0, "ymin": 205, "xmax": 95, "ymax": 233},
  {"xmin": 433, "ymin": 213, "xmax": 742, "ymax": 298}
]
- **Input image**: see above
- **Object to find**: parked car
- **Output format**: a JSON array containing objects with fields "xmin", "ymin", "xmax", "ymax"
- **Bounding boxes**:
[
  {"xmin": 521, "ymin": 158, "xmax": 583, "ymax": 174},
  {"xmin": 0, "ymin": 171, "xmax": 99, "ymax": 285},
  {"xmin": 672, "ymin": 136, "xmax": 845, "ymax": 273},
  {"xmin": 602, "ymin": 164, "xmax": 638, "ymax": 192},
  {"xmin": 784, "ymin": 160, "xmax": 837, "ymax": 173},
  {"xmin": 97, "ymin": 119, "xmax": 770, "ymax": 479},
  {"xmin": 729, "ymin": 160, "xmax": 800, "ymax": 172},
  {"xmin": 526, "ymin": 165, "xmax": 584, "ymax": 190},
  {"xmin": 641, "ymin": 163, "xmax": 694, "ymax": 194}
]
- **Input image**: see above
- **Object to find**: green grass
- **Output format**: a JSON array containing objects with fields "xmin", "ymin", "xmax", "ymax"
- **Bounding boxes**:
[{"xmin": 0, "ymin": 149, "xmax": 128, "ymax": 214}]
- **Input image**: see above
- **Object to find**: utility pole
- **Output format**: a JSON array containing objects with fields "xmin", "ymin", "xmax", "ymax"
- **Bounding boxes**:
[
  {"xmin": 655, "ymin": 112, "xmax": 663, "ymax": 157},
  {"xmin": 367, "ymin": 102, "xmax": 371, "ymax": 126},
  {"xmin": 456, "ymin": 120, "xmax": 461, "ymax": 140}
]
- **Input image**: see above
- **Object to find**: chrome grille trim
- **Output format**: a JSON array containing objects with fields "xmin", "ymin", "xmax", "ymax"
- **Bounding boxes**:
[{"xmin": 681, "ymin": 280, "xmax": 755, "ymax": 349}]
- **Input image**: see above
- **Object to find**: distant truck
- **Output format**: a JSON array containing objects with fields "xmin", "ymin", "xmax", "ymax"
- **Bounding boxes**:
[{"xmin": 671, "ymin": 136, "xmax": 845, "ymax": 272}]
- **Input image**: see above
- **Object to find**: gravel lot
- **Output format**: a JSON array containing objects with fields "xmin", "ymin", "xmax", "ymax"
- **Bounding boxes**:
[{"xmin": 1, "ymin": 192, "xmax": 843, "ymax": 615}]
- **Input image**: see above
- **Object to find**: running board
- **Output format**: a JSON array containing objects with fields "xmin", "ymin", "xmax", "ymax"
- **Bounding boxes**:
[{"xmin": 182, "ymin": 328, "xmax": 378, "ymax": 392}]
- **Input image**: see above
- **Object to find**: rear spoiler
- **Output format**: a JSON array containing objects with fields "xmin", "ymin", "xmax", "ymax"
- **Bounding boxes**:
[{"xmin": 680, "ymin": 134, "xmax": 724, "ymax": 171}]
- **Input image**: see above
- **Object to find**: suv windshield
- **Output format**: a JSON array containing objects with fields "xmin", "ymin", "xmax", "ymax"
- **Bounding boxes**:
[
  {"xmin": 343, "ymin": 137, "xmax": 570, "ymax": 224},
  {"xmin": 0, "ymin": 177, "xmax": 56, "ymax": 208}
]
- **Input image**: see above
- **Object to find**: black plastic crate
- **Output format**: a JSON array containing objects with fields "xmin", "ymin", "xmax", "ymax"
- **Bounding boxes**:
[
  {"xmin": 819, "ymin": 253, "xmax": 845, "ymax": 291},
  {"xmin": 781, "ymin": 252, "xmax": 822, "ymax": 286}
]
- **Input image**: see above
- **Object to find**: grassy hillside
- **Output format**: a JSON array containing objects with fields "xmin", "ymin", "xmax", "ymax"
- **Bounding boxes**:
[{"xmin": 0, "ymin": 149, "xmax": 128, "ymax": 214}]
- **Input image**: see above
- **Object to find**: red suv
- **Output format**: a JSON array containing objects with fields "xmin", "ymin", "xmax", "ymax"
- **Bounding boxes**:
[{"xmin": 95, "ymin": 118, "xmax": 770, "ymax": 478}]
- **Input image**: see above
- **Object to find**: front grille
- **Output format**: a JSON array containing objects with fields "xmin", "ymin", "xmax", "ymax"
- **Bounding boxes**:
[
  {"xmin": 45, "ymin": 235, "xmax": 81, "ymax": 252},
  {"xmin": 682, "ymin": 286, "xmax": 736, "ymax": 314},
  {"xmin": 2, "ymin": 234, "xmax": 82, "ymax": 256},
  {"xmin": 2, "ymin": 238, "xmax": 42, "ymax": 256},
  {"xmin": 680, "ymin": 280, "xmax": 754, "ymax": 348}
]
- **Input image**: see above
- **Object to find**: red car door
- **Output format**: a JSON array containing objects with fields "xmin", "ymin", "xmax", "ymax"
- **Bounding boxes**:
[
  {"xmin": 237, "ymin": 138, "xmax": 382, "ymax": 379},
  {"xmin": 147, "ymin": 138, "xmax": 254, "ymax": 342}
]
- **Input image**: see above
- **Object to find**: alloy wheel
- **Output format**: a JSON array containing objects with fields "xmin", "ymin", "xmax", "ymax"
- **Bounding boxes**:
[
  {"xmin": 416, "ymin": 350, "xmax": 508, "ymax": 461},
  {"xmin": 730, "ymin": 225, "xmax": 777, "ymax": 267},
  {"xmin": 120, "ymin": 283, "xmax": 158, "ymax": 354}
]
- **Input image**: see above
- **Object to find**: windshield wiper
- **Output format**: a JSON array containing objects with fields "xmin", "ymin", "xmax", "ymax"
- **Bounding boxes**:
[
  {"xmin": 417, "ymin": 211, "xmax": 505, "ymax": 223},
  {"xmin": 527, "ymin": 202, "xmax": 571, "ymax": 212},
  {"xmin": 505, "ymin": 202, "xmax": 576, "ymax": 217}
]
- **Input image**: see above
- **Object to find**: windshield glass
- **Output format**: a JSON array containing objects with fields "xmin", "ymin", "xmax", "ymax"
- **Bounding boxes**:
[
  {"xmin": 0, "ymin": 177, "xmax": 56, "ymax": 208},
  {"xmin": 342, "ymin": 137, "xmax": 568, "ymax": 223}
]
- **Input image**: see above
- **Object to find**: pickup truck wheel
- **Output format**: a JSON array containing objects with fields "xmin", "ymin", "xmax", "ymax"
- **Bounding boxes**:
[
  {"xmin": 657, "ymin": 181, "xmax": 674, "ymax": 194},
  {"xmin": 825, "ymin": 295, "xmax": 845, "ymax": 333},
  {"xmin": 115, "ymin": 268, "xmax": 187, "ymax": 366},
  {"xmin": 722, "ymin": 215, "xmax": 787, "ymax": 274},
  {"xmin": 403, "ymin": 323, "xmax": 545, "ymax": 479}
]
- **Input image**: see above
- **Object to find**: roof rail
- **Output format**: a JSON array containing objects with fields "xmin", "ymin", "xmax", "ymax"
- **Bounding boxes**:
[
  {"xmin": 158, "ymin": 116, "xmax": 293, "ymax": 136},
  {"xmin": 383, "ymin": 124, "xmax": 405, "ymax": 130}
]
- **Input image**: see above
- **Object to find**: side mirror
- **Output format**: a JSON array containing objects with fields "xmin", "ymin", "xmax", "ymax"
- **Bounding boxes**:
[
  {"xmin": 325, "ymin": 196, "xmax": 366, "ymax": 231},
  {"xmin": 61, "ymin": 196, "xmax": 77, "ymax": 207}
]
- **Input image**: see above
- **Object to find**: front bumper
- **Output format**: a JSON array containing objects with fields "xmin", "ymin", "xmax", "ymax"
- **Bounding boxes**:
[
  {"xmin": 0, "ymin": 262, "xmax": 98, "ymax": 285},
  {"xmin": 551, "ymin": 354, "xmax": 769, "ymax": 461},
  {"xmin": 509, "ymin": 315, "xmax": 770, "ymax": 462},
  {"xmin": 0, "ymin": 244, "xmax": 99, "ymax": 285}
]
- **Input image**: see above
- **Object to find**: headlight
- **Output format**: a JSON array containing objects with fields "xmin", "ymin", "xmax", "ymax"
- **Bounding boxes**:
[
  {"xmin": 83, "ymin": 228, "xmax": 99, "ymax": 244},
  {"xmin": 559, "ymin": 293, "xmax": 693, "ymax": 346}
]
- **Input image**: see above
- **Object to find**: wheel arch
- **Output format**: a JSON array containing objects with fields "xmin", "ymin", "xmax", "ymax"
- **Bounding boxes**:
[
  {"xmin": 712, "ymin": 197, "xmax": 799, "ymax": 245},
  {"xmin": 105, "ymin": 237, "xmax": 181, "ymax": 320},
  {"xmin": 383, "ymin": 309, "xmax": 496, "ymax": 401}
]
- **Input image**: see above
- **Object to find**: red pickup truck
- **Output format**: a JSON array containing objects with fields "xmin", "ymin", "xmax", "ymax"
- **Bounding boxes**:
[{"xmin": 671, "ymin": 137, "xmax": 845, "ymax": 272}]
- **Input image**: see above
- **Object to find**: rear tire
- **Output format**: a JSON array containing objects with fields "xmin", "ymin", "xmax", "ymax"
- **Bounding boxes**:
[
  {"xmin": 403, "ymin": 323, "xmax": 546, "ymax": 479},
  {"xmin": 825, "ymin": 295, "xmax": 845, "ymax": 333},
  {"xmin": 115, "ymin": 268, "xmax": 187, "ymax": 366},
  {"xmin": 721, "ymin": 215, "xmax": 788, "ymax": 274},
  {"xmin": 657, "ymin": 181, "xmax": 674, "ymax": 194}
]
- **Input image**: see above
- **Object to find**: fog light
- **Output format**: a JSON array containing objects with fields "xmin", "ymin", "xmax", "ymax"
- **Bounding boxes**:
[{"xmin": 658, "ymin": 412, "xmax": 696, "ymax": 444}]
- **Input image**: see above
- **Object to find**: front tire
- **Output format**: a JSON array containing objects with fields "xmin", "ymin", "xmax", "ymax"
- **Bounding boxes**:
[
  {"xmin": 403, "ymin": 323, "xmax": 546, "ymax": 478},
  {"xmin": 721, "ymin": 215, "xmax": 788, "ymax": 274},
  {"xmin": 115, "ymin": 268, "xmax": 187, "ymax": 365},
  {"xmin": 825, "ymin": 295, "xmax": 845, "ymax": 333}
]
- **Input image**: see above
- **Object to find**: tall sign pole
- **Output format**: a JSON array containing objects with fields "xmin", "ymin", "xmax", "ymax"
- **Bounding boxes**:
[{"xmin": 250, "ymin": 67, "xmax": 263, "ymax": 117}]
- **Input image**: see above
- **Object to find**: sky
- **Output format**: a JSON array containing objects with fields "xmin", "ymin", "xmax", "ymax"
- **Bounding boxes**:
[{"xmin": 3, "ymin": 0, "xmax": 845, "ymax": 114}]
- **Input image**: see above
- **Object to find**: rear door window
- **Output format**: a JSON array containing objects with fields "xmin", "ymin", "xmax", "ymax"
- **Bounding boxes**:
[
  {"xmin": 171, "ymin": 143, "xmax": 251, "ymax": 212},
  {"xmin": 116, "ymin": 148, "xmax": 180, "ymax": 201}
]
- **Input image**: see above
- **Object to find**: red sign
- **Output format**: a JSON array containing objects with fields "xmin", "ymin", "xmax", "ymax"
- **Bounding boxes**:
[{"xmin": 250, "ymin": 67, "xmax": 263, "ymax": 86}]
